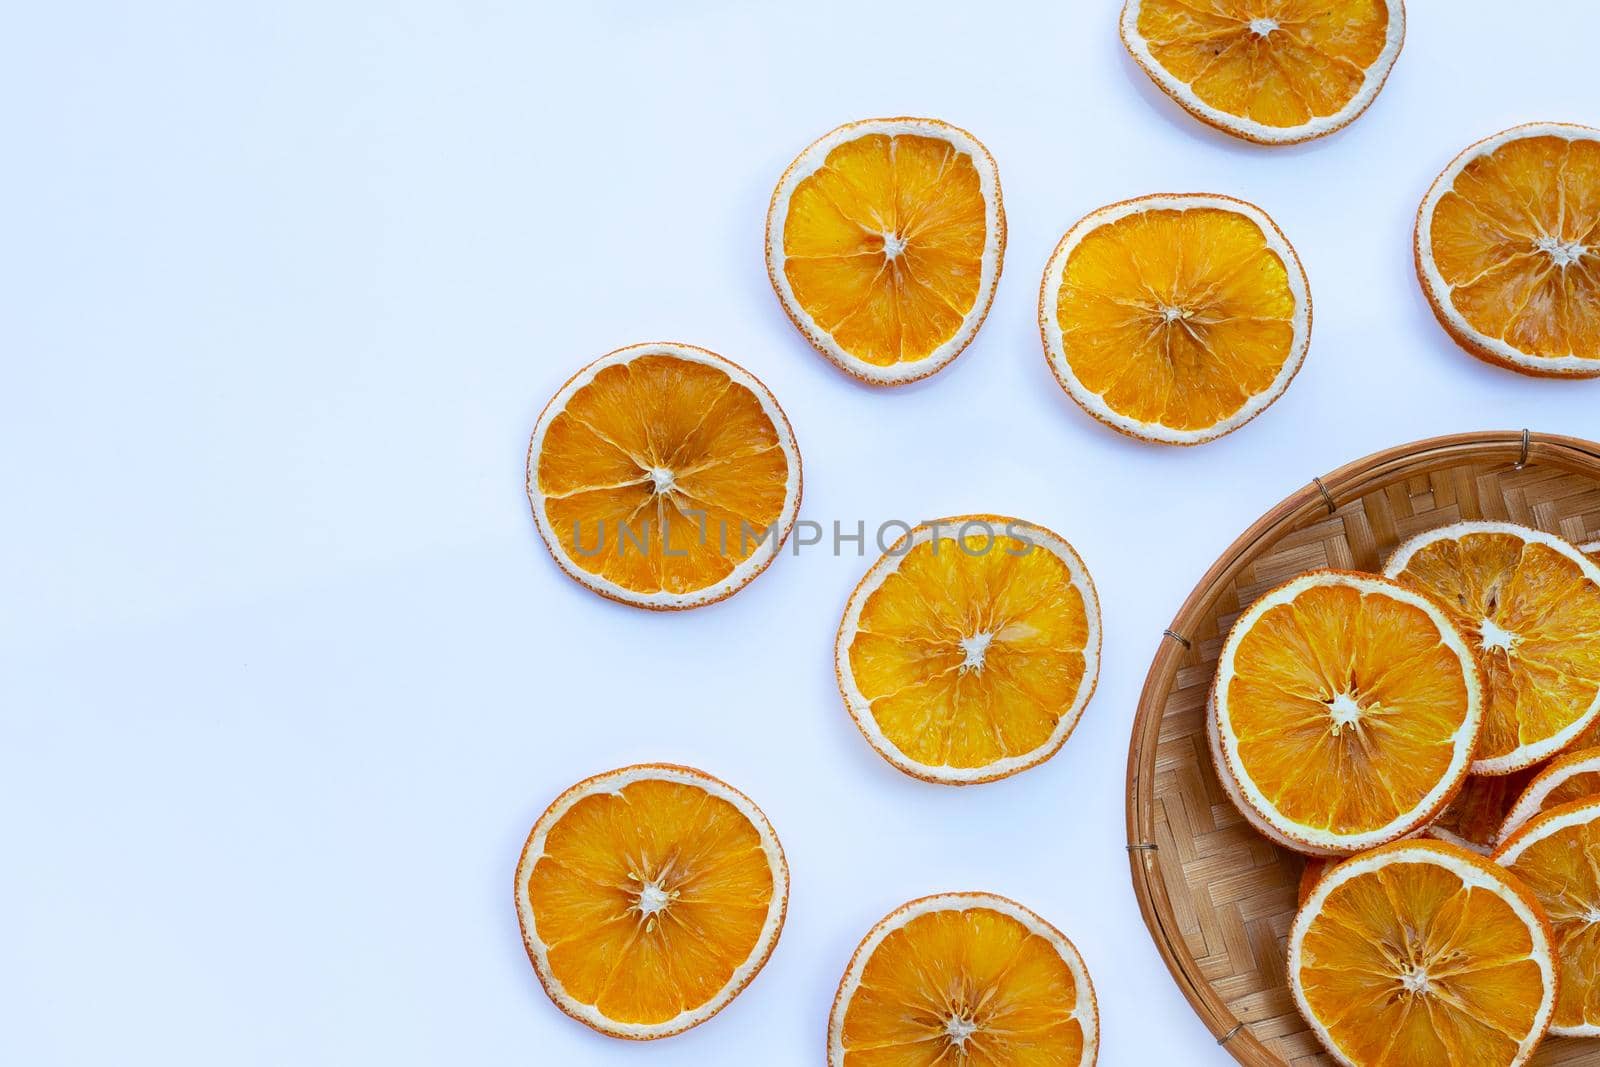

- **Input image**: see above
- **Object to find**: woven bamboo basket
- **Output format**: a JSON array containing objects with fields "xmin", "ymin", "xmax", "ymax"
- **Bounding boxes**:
[{"xmin": 1126, "ymin": 429, "xmax": 1600, "ymax": 1066}]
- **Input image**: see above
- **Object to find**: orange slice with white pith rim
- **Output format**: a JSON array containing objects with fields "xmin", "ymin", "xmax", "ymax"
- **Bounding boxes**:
[
  {"xmin": 828, "ymin": 893, "xmax": 1099, "ymax": 1066},
  {"xmin": 1384, "ymin": 522, "xmax": 1600, "ymax": 774},
  {"xmin": 835, "ymin": 516, "xmax": 1100, "ymax": 785},
  {"xmin": 1291, "ymin": 839, "xmax": 1556, "ymax": 1065},
  {"xmin": 1494, "ymin": 798, "xmax": 1600, "ymax": 1037},
  {"xmin": 526, "ymin": 343, "xmax": 802, "ymax": 610},
  {"xmin": 1498, "ymin": 747, "xmax": 1600, "ymax": 843},
  {"xmin": 766, "ymin": 117, "xmax": 1005, "ymax": 385},
  {"xmin": 1424, "ymin": 769, "xmax": 1534, "ymax": 854},
  {"xmin": 514, "ymin": 764, "xmax": 788, "ymax": 1040},
  {"xmin": 1039, "ymin": 193, "xmax": 1310, "ymax": 445},
  {"xmin": 1120, "ymin": 0, "xmax": 1405, "ymax": 145},
  {"xmin": 1416, "ymin": 123, "xmax": 1600, "ymax": 378},
  {"xmin": 1211, "ymin": 570, "xmax": 1482, "ymax": 855}
]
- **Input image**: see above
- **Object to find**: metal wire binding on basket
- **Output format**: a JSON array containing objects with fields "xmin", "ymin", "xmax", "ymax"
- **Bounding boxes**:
[{"xmin": 1125, "ymin": 430, "xmax": 1600, "ymax": 1066}]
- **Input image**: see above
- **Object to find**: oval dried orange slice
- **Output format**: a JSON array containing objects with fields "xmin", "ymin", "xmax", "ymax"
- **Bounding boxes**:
[
  {"xmin": 835, "ymin": 516, "xmax": 1100, "ymax": 785},
  {"xmin": 1416, "ymin": 123, "xmax": 1600, "ymax": 378},
  {"xmin": 1499, "ymin": 747, "xmax": 1600, "ymax": 843},
  {"xmin": 1384, "ymin": 521, "xmax": 1600, "ymax": 774},
  {"xmin": 526, "ymin": 343, "xmax": 802, "ymax": 610},
  {"xmin": 1291, "ymin": 839, "xmax": 1556, "ymax": 1065},
  {"xmin": 1120, "ymin": 0, "xmax": 1404, "ymax": 145},
  {"xmin": 514, "ymin": 764, "xmax": 788, "ymax": 1040},
  {"xmin": 828, "ymin": 893, "xmax": 1098, "ymax": 1066},
  {"xmin": 1494, "ymin": 798, "xmax": 1600, "ymax": 1037},
  {"xmin": 766, "ymin": 117, "xmax": 1004, "ymax": 385},
  {"xmin": 1211, "ymin": 570, "xmax": 1482, "ymax": 855},
  {"xmin": 1039, "ymin": 194, "xmax": 1310, "ymax": 445}
]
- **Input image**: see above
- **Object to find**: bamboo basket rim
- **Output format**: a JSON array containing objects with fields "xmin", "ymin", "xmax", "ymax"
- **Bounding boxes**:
[{"xmin": 1125, "ymin": 428, "xmax": 1600, "ymax": 1065}]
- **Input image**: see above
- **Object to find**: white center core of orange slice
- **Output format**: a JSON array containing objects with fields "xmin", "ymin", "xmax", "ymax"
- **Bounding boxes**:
[
  {"xmin": 637, "ymin": 881, "xmax": 671, "ymax": 916},
  {"xmin": 944, "ymin": 1015, "xmax": 978, "ymax": 1045},
  {"xmin": 1159, "ymin": 305, "xmax": 1192, "ymax": 323},
  {"xmin": 1480, "ymin": 617, "xmax": 1519, "ymax": 653},
  {"xmin": 1249, "ymin": 17, "xmax": 1279, "ymax": 36},
  {"xmin": 1327, "ymin": 692, "xmax": 1363, "ymax": 731},
  {"xmin": 1399, "ymin": 965, "xmax": 1432, "ymax": 995},
  {"xmin": 1535, "ymin": 235, "xmax": 1587, "ymax": 267},
  {"xmin": 959, "ymin": 632, "xmax": 994, "ymax": 672},
  {"xmin": 1585, "ymin": 908, "xmax": 1600, "ymax": 925},
  {"xmin": 881, "ymin": 232, "xmax": 906, "ymax": 259},
  {"xmin": 647, "ymin": 467, "xmax": 676, "ymax": 493}
]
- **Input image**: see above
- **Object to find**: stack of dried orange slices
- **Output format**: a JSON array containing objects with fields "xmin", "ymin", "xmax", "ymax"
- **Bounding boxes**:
[{"xmin": 1209, "ymin": 520, "xmax": 1600, "ymax": 1064}]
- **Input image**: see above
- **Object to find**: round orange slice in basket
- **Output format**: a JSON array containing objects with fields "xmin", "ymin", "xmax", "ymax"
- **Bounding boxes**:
[
  {"xmin": 1039, "ymin": 194, "xmax": 1310, "ymax": 445},
  {"xmin": 1291, "ymin": 839, "xmax": 1556, "ymax": 1065},
  {"xmin": 1495, "ymin": 797, "xmax": 1600, "ymax": 1037},
  {"xmin": 1211, "ymin": 570, "xmax": 1482, "ymax": 855},
  {"xmin": 766, "ymin": 117, "xmax": 1005, "ymax": 385},
  {"xmin": 514, "ymin": 764, "xmax": 788, "ymax": 1040},
  {"xmin": 1384, "ymin": 521, "xmax": 1600, "ymax": 774},
  {"xmin": 1416, "ymin": 123, "xmax": 1600, "ymax": 378},
  {"xmin": 1499, "ymin": 747, "xmax": 1600, "ymax": 842},
  {"xmin": 527, "ymin": 343, "xmax": 802, "ymax": 610},
  {"xmin": 828, "ymin": 893, "xmax": 1098, "ymax": 1066},
  {"xmin": 1119, "ymin": 0, "xmax": 1405, "ymax": 145},
  {"xmin": 836, "ymin": 516, "xmax": 1100, "ymax": 784}
]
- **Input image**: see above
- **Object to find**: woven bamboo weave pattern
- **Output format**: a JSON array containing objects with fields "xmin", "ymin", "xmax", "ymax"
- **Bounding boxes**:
[{"xmin": 1127, "ymin": 432, "xmax": 1600, "ymax": 1066}]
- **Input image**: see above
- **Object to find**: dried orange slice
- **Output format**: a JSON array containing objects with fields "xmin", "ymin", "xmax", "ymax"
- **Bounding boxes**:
[
  {"xmin": 1424, "ymin": 769, "xmax": 1532, "ymax": 854},
  {"xmin": 766, "ymin": 117, "xmax": 1004, "ymax": 385},
  {"xmin": 835, "ymin": 516, "xmax": 1100, "ymax": 784},
  {"xmin": 1296, "ymin": 856, "xmax": 1331, "ymax": 907},
  {"xmin": 828, "ymin": 893, "xmax": 1098, "ymax": 1066},
  {"xmin": 1416, "ymin": 123, "xmax": 1600, "ymax": 378},
  {"xmin": 1495, "ymin": 798, "xmax": 1600, "ymax": 1037},
  {"xmin": 1039, "ymin": 194, "xmax": 1310, "ymax": 445},
  {"xmin": 526, "ymin": 343, "xmax": 802, "ymax": 610},
  {"xmin": 514, "ymin": 764, "xmax": 788, "ymax": 1040},
  {"xmin": 1385, "ymin": 522, "xmax": 1600, "ymax": 774},
  {"xmin": 1499, "ymin": 748, "xmax": 1600, "ymax": 843},
  {"xmin": 1291, "ymin": 839, "xmax": 1556, "ymax": 1065},
  {"xmin": 1211, "ymin": 571, "xmax": 1482, "ymax": 855},
  {"xmin": 1120, "ymin": 0, "xmax": 1405, "ymax": 145}
]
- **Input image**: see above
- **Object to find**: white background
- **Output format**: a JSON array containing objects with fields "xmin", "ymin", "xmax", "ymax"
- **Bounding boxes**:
[{"xmin": 6, "ymin": 3, "xmax": 1600, "ymax": 1064}]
